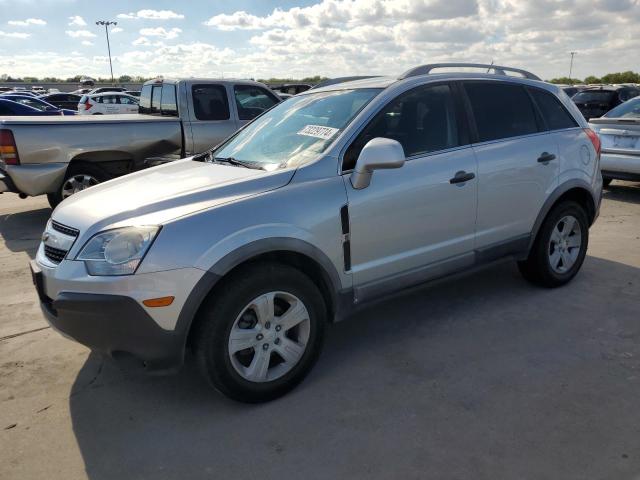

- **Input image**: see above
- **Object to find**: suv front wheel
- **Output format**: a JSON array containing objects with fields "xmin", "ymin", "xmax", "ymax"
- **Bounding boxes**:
[
  {"xmin": 194, "ymin": 263, "xmax": 327, "ymax": 403},
  {"xmin": 518, "ymin": 201, "xmax": 589, "ymax": 287}
]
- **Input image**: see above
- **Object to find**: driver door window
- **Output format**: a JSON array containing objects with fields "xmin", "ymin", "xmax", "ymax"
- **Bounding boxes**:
[{"xmin": 343, "ymin": 84, "xmax": 461, "ymax": 170}]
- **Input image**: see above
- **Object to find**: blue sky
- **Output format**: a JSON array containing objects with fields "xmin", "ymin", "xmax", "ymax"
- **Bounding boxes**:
[{"xmin": 1, "ymin": 0, "xmax": 639, "ymax": 80}]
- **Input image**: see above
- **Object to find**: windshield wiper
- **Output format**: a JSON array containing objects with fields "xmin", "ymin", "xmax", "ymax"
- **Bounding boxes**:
[{"xmin": 212, "ymin": 157, "xmax": 265, "ymax": 170}]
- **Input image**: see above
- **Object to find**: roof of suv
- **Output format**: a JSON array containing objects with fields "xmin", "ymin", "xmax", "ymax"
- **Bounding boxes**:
[{"xmin": 305, "ymin": 63, "xmax": 546, "ymax": 94}]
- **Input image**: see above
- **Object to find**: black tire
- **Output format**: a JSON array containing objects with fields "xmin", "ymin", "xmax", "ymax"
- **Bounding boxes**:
[
  {"xmin": 194, "ymin": 262, "xmax": 327, "ymax": 403},
  {"xmin": 47, "ymin": 162, "xmax": 111, "ymax": 209},
  {"xmin": 518, "ymin": 201, "xmax": 589, "ymax": 288},
  {"xmin": 602, "ymin": 177, "xmax": 613, "ymax": 188}
]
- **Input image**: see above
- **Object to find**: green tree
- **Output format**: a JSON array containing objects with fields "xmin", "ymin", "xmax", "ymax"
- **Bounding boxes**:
[
  {"xmin": 583, "ymin": 75, "xmax": 601, "ymax": 84},
  {"xmin": 548, "ymin": 77, "xmax": 582, "ymax": 85}
]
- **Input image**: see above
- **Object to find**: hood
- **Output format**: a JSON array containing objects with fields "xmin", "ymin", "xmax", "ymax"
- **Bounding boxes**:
[{"xmin": 53, "ymin": 158, "xmax": 294, "ymax": 234}]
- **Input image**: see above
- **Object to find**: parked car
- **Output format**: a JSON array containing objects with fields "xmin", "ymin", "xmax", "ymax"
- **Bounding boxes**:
[
  {"xmin": 562, "ymin": 85, "xmax": 587, "ymax": 98},
  {"xmin": 572, "ymin": 86, "xmax": 640, "ymax": 120},
  {"xmin": 47, "ymin": 88, "xmax": 60, "ymax": 94},
  {"xmin": 31, "ymin": 86, "xmax": 46, "ymax": 94},
  {"xmin": 0, "ymin": 78, "xmax": 280, "ymax": 207},
  {"xmin": 3, "ymin": 91, "xmax": 39, "ymax": 98},
  {"xmin": 78, "ymin": 93, "xmax": 139, "ymax": 115},
  {"xmin": 40, "ymin": 93, "xmax": 82, "ymax": 111},
  {"xmin": 88, "ymin": 86, "xmax": 127, "ymax": 95},
  {"xmin": 0, "ymin": 95, "xmax": 76, "ymax": 115},
  {"xmin": 0, "ymin": 87, "xmax": 12, "ymax": 93},
  {"xmin": 270, "ymin": 83, "xmax": 312, "ymax": 95},
  {"xmin": 310, "ymin": 76, "xmax": 381, "ymax": 89},
  {"xmin": 29, "ymin": 63, "xmax": 602, "ymax": 403},
  {"xmin": 0, "ymin": 98, "xmax": 64, "ymax": 116},
  {"xmin": 70, "ymin": 88, "xmax": 92, "ymax": 95},
  {"xmin": 125, "ymin": 90, "xmax": 141, "ymax": 97},
  {"xmin": 589, "ymin": 96, "xmax": 640, "ymax": 186}
]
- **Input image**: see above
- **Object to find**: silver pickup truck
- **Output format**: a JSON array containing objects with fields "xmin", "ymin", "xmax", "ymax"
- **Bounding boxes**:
[{"xmin": 0, "ymin": 78, "xmax": 280, "ymax": 207}]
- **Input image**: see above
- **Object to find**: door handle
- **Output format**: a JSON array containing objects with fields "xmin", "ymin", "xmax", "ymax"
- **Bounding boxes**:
[
  {"xmin": 537, "ymin": 152, "xmax": 556, "ymax": 163},
  {"xmin": 449, "ymin": 170, "xmax": 476, "ymax": 184}
]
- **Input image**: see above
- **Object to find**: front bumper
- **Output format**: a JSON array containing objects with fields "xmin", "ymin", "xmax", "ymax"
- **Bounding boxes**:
[{"xmin": 30, "ymin": 259, "xmax": 208, "ymax": 372}]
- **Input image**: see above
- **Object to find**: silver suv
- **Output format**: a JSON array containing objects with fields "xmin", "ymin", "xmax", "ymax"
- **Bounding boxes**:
[{"xmin": 31, "ymin": 63, "xmax": 602, "ymax": 403}]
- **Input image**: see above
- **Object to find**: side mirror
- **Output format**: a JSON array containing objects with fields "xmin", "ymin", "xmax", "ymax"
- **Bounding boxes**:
[{"xmin": 350, "ymin": 137, "xmax": 405, "ymax": 189}]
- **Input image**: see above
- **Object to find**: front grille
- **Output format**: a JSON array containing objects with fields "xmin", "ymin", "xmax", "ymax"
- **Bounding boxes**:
[
  {"xmin": 51, "ymin": 220, "xmax": 79, "ymax": 237},
  {"xmin": 44, "ymin": 245, "xmax": 67, "ymax": 264}
]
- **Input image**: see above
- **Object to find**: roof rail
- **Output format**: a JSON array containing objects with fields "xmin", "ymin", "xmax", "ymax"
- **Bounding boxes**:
[{"xmin": 398, "ymin": 63, "xmax": 541, "ymax": 81}]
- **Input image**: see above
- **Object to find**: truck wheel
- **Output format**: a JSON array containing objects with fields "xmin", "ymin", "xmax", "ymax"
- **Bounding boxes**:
[
  {"xmin": 47, "ymin": 163, "xmax": 111, "ymax": 209},
  {"xmin": 518, "ymin": 201, "xmax": 589, "ymax": 288},
  {"xmin": 194, "ymin": 262, "xmax": 327, "ymax": 403}
]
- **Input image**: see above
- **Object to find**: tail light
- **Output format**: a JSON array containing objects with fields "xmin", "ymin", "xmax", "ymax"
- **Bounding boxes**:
[
  {"xmin": 584, "ymin": 128, "xmax": 601, "ymax": 157},
  {"xmin": 84, "ymin": 99, "xmax": 92, "ymax": 111},
  {"xmin": 0, "ymin": 129, "xmax": 19, "ymax": 165}
]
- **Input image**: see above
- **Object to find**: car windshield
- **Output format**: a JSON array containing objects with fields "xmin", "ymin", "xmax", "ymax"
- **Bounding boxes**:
[
  {"xmin": 604, "ymin": 98, "xmax": 640, "ymax": 118},
  {"xmin": 211, "ymin": 88, "xmax": 381, "ymax": 169}
]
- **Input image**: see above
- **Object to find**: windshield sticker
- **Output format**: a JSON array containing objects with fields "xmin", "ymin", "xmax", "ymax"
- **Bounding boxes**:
[{"xmin": 297, "ymin": 125, "xmax": 339, "ymax": 140}]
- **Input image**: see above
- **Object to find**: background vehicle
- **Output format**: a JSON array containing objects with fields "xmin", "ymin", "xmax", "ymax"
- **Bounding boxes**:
[
  {"xmin": 88, "ymin": 86, "xmax": 127, "ymax": 95},
  {"xmin": 270, "ymin": 83, "xmax": 312, "ymax": 95},
  {"xmin": 562, "ymin": 85, "xmax": 587, "ymax": 98},
  {"xmin": 1, "ymin": 95, "xmax": 76, "ymax": 115},
  {"xmin": 0, "ymin": 98, "xmax": 64, "ymax": 116},
  {"xmin": 572, "ymin": 86, "xmax": 640, "ymax": 119},
  {"xmin": 125, "ymin": 90, "xmax": 141, "ymax": 97},
  {"xmin": 0, "ymin": 78, "xmax": 280, "ymax": 207},
  {"xmin": 41, "ymin": 93, "xmax": 82, "ymax": 111},
  {"xmin": 590, "ymin": 96, "xmax": 640, "ymax": 186},
  {"xmin": 31, "ymin": 86, "xmax": 46, "ymax": 95},
  {"xmin": 32, "ymin": 63, "xmax": 601, "ymax": 403},
  {"xmin": 78, "ymin": 92, "xmax": 139, "ymax": 115}
]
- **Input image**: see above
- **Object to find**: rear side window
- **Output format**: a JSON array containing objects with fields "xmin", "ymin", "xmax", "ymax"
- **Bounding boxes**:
[
  {"xmin": 343, "ymin": 84, "xmax": 461, "ymax": 170},
  {"xmin": 619, "ymin": 89, "xmax": 640, "ymax": 102},
  {"xmin": 529, "ymin": 88, "xmax": 578, "ymax": 130},
  {"xmin": 160, "ymin": 84, "xmax": 178, "ymax": 116},
  {"xmin": 139, "ymin": 84, "xmax": 152, "ymax": 113},
  {"xmin": 464, "ymin": 82, "xmax": 538, "ymax": 142},
  {"xmin": 234, "ymin": 85, "xmax": 279, "ymax": 120},
  {"xmin": 192, "ymin": 84, "xmax": 230, "ymax": 121},
  {"xmin": 572, "ymin": 91, "xmax": 616, "ymax": 103}
]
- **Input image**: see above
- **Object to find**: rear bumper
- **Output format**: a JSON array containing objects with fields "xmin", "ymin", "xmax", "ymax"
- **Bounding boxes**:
[
  {"xmin": 0, "ymin": 169, "xmax": 18, "ymax": 193},
  {"xmin": 4, "ymin": 163, "xmax": 68, "ymax": 196},
  {"xmin": 601, "ymin": 151, "xmax": 640, "ymax": 176}
]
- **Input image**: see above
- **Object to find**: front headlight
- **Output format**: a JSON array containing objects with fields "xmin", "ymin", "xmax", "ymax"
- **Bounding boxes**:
[{"xmin": 77, "ymin": 226, "xmax": 160, "ymax": 276}]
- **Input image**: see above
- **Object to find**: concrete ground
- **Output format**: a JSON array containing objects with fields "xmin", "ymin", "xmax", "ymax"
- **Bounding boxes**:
[{"xmin": 1, "ymin": 183, "xmax": 639, "ymax": 480}]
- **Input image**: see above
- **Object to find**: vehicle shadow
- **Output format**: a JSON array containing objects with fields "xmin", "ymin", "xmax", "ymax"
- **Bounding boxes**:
[
  {"xmin": 603, "ymin": 181, "xmax": 640, "ymax": 205},
  {"xmin": 0, "ymin": 207, "xmax": 50, "ymax": 258},
  {"xmin": 68, "ymin": 256, "xmax": 640, "ymax": 479}
]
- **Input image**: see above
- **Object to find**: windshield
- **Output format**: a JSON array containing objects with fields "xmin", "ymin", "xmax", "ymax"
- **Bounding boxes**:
[
  {"xmin": 212, "ymin": 88, "xmax": 381, "ymax": 169},
  {"xmin": 604, "ymin": 97, "xmax": 640, "ymax": 118}
]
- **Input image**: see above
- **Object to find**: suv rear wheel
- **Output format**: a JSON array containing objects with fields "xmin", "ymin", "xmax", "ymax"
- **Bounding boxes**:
[
  {"xmin": 194, "ymin": 263, "xmax": 327, "ymax": 403},
  {"xmin": 518, "ymin": 201, "xmax": 589, "ymax": 287},
  {"xmin": 47, "ymin": 163, "xmax": 111, "ymax": 209}
]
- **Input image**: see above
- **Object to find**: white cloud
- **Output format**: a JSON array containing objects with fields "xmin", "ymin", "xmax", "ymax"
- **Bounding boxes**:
[
  {"xmin": 68, "ymin": 16, "xmax": 87, "ymax": 27},
  {"xmin": 111, "ymin": 27, "xmax": 123, "ymax": 33},
  {"xmin": 8, "ymin": 18, "xmax": 46, "ymax": 27},
  {"xmin": 0, "ymin": 30, "xmax": 31, "ymax": 38},
  {"xmin": 132, "ymin": 36, "xmax": 151, "ymax": 46},
  {"xmin": 139, "ymin": 27, "xmax": 181, "ymax": 39},
  {"xmin": 1, "ymin": 0, "xmax": 640, "ymax": 81},
  {"xmin": 65, "ymin": 30, "xmax": 96, "ymax": 38},
  {"xmin": 81, "ymin": 40, "xmax": 94, "ymax": 46},
  {"xmin": 117, "ymin": 9, "xmax": 184, "ymax": 20}
]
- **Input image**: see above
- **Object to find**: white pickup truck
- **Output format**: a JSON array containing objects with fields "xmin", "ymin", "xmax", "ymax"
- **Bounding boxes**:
[{"xmin": 0, "ymin": 78, "xmax": 280, "ymax": 207}]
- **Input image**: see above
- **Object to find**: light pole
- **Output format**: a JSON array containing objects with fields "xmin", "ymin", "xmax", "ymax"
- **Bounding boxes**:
[
  {"xmin": 569, "ymin": 51, "xmax": 577, "ymax": 82},
  {"xmin": 96, "ymin": 20, "xmax": 117, "ymax": 84}
]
